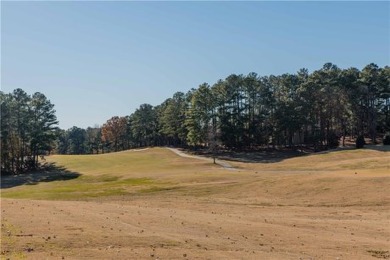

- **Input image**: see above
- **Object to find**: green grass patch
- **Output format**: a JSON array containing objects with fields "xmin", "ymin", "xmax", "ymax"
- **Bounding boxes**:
[
  {"xmin": 1, "ymin": 177, "xmax": 155, "ymax": 200},
  {"xmin": 44, "ymin": 148, "xmax": 197, "ymax": 176}
]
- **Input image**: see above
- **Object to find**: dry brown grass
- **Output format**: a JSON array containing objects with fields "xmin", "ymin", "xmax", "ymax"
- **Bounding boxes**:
[{"xmin": 1, "ymin": 147, "xmax": 389, "ymax": 259}]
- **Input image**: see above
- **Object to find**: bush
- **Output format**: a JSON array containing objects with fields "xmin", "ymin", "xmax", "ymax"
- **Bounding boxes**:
[
  {"xmin": 356, "ymin": 135, "xmax": 365, "ymax": 149},
  {"xmin": 383, "ymin": 134, "xmax": 390, "ymax": 145},
  {"xmin": 327, "ymin": 131, "xmax": 339, "ymax": 148}
]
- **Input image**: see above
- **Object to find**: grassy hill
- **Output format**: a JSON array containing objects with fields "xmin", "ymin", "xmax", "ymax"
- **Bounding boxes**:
[
  {"xmin": 1, "ymin": 148, "xmax": 222, "ymax": 200},
  {"xmin": 1, "ymin": 146, "xmax": 389, "ymax": 259},
  {"xmin": 2, "ymin": 146, "xmax": 389, "ymax": 204}
]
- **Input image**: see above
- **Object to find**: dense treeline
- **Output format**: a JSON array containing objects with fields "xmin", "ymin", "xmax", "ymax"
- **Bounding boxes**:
[
  {"xmin": 1, "ymin": 89, "xmax": 58, "ymax": 174},
  {"xmin": 56, "ymin": 63, "xmax": 389, "ymax": 155},
  {"xmin": 1, "ymin": 63, "xmax": 388, "ymax": 174}
]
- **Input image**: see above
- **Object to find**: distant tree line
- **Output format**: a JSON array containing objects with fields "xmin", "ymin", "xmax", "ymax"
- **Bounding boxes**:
[
  {"xmin": 1, "ymin": 63, "xmax": 388, "ymax": 174},
  {"xmin": 1, "ymin": 89, "xmax": 58, "ymax": 174},
  {"xmin": 56, "ymin": 63, "xmax": 389, "ymax": 155}
]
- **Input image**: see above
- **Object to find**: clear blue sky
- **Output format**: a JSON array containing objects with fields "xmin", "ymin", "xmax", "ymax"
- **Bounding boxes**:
[{"xmin": 2, "ymin": 1, "xmax": 389, "ymax": 129}]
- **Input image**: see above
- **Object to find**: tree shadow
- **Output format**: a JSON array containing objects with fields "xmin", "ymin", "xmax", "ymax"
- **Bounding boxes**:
[
  {"xmin": 0, "ymin": 163, "xmax": 81, "ymax": 189},
  {"xmin": 190, "ymin": 144, "xmax": 389, "ymax": 164},
  {"xmin": 297, "ymin": 144, "xmax": 390, "ymax": 158},
  {"xmin": 215, "ymin": 149, "xmax": 306, "ymax": 163},
  {"xmin": 190, "ymin": 148, "xmax": 307, "ymax": 163}
]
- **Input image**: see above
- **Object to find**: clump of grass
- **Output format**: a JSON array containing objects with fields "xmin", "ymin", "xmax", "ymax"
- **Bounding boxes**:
[{"xmin": 367, "ymin": 249, "xmax": 390, "ymax": 259}]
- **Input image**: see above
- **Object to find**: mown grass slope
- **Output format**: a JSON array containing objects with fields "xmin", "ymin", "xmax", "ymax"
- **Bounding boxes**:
[
  {"xmin": 1, "ymin": 148, "xmax": 227, "ymax": 200},
  {"xmin": 1, "ymin": 146, "xmax": 389, "ymax": 203}
]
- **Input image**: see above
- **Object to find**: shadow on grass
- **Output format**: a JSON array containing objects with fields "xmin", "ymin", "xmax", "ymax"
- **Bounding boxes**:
[
  {"xmin": 0, "ymin": 163, "xmax": 81, "ymax": 189},
  {"xmin": 189, "ymin": 148, "xmax": 307, "ymax": 163},
  {"xmin": 217, "ymin": 150, "xmax": 304, "ymax": 163},
  {"xmin": 189, "ymin": 144, "xmax": 389, "ymax": 164}
]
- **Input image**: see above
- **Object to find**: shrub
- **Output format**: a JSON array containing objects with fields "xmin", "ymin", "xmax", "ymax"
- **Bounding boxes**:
[
  {"xmin": 356, "ymin": 135, "xmax": 365, "ymax": 149},
  {"xmin": 327, "ymin": 131, "xmax": 339, "ymax": 148},
  {"xmin": 383, "ymin": 134, "xmax": 390, "ymax": 145}
]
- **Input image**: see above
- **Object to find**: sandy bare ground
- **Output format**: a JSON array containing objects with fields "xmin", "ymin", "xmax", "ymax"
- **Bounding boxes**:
[{"xmin": 2, "ymin": 190, "xmax": 389, "ymax": 259}]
